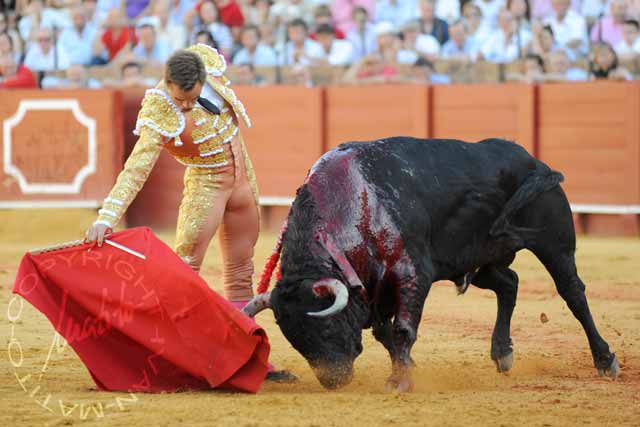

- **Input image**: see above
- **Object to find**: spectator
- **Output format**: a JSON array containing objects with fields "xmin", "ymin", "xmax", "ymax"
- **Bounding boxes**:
[
  {"xmin": 124, "ymin": 0, "xmax": 155, "ymax": 21},
  {"xmin": 0, "ymin": 11, "xmax": 23, "ymax": 60},
  {"xmin": 94, "ymin": 0, "xmax": 120, "ymax": 26},
  {"xmin": 132, "ymin": 22, "xmax": 171, "ymax": 65},
  {"xmin": 82, "ymin": 0, "xmax": 101, "ymax": 28},
  {"xmin": 543, "ymin": 0, "xmax": 587, "ymax": 55},
  {"xmin": 590, "ymin": 41, "xmax": 633, "ymax": 80},
  {"xmin": 194, "ymin": 28, "xmax": 220, "ymax": 48},
  {"xmin": 544, "ymin": 48, "xmax": 588, "ymax": 80},
  {"xmin": 0, "ymin": 53, "xmax": 38, "ymax": 88},
  {"xmin": 167, "ymin": 0, "xmax": 199, "ymax": 29},
  {"xmin": 590, "ymin": 0, "xmax": 628, "ymax": 46},
  {"xmin": 436, "ymin": 0, "xmax": 461, "ymax": 23},
  {"xmin": 214, "ymin": 0, "xmax": 245, "ymax": 28},
  {"xmin": 57, "ymin": 6, "xmax": 97, "ymax": 66},
  {"xmin": 530, "ymin": 23, "xmax": 558, "ymax": 58},
  {"xmin": 233, "ymin": 62, "xmax": 266, "ymax": 85},
  {"xmin": 342, "ymin": 52, "xmax": 399, "ymax": 83},
  {"xmin": 418, "ymin": 0, "xmax": 448, "ymax": 45},
  {"xmin": 41, "ymin": 63, "xmax": 102, "ymax": 88},
  {"xmin": 232, "ymin": 23, "xmax": 277, "ymax": 65},
  {"xmin": 257, "ymin": 21, "xmax": 276, "ymax": 47},
  {"xmin": 463, "ymin": 2, "xmax": 492, "ymax": 54},
  {"xmin": 187, "ymin": 1, "xmax": 233, "ymax": 54},
  {"xmin": 473, "ymin": 0, "xmax": 506, "ymax": 28},
  {"xmin": 279, "ymin": 18, "xmax": 325, "ymax": 66},
  {"xmin": 330, "ymin": 0, "xmax": 375, "ymax": 34},
  {"xmin": 373, "ymin": 20, "xmax": 422, "ymax": 63},
  {"xmin": 506, "ymin": 52, "xmax": 546, "ymax": 81},
  {"xmin": 18, "ymin": 0, "xmax": 69, "ymax": 45},
  {"xmin": 283, "ymin": 62, "xmax": 313, "ymax": 86},
  {"xmin": 0, "ymin": 31, "xmax": 20, "ymax": 63},
  {"xmin": 481, "ymin": 8, "xmax": 531, "ymax": 62},
  {"xmin": 24, "ymin": 26, "xmax": 70, "ymax": 71},
  {"xmin": 441, "ymin": 19, "xmax": 476, "ymax": 60},
  {"xmin": 508, "ymin": 0, "xmax": 531, "ymax": 31},
  {"xmin": 311, "ymin": 4, "xmax": 345, "ymax": 39},
  {"xmin": 269, "ymin": 0, "xmax": 313, "ymax": 28},
  {"xmin": 615, "ymin": 18, "xmax": 640, "ymax": 58},
  {"xmin": 374, "ymin": 0, "xmax": 418, "ymax": 28},
  {"xmin": 92, "ymin": 9, "xmax": 137, "ymax": 65},
  {"xmin": 119, "ymin": 60, "xmax": 156, "ymax": 86},
  {"xmin": 405, "ymin": 19, "xmax": 440, "ymax": 60},
  {"xmin": 531, "ymin": 0, "xmax": 580, "ymax": 20},
  {"xmin": 315, "ymin": 23, "xmax": 354, "ymax": 66},
  {"xmin": 409, "ymin": 56, "xmax": 451, "ymax": 83},
  {"xmin": 150, "ymin": 1, "xmax": 188, "ymax": 52},
  {"xmin": 248, "ymin": 0, "xmax": 273, "ymax": 27},
  {"xmin": 347, "ymin": 5, "xmax": 377, "ymax": 61}
]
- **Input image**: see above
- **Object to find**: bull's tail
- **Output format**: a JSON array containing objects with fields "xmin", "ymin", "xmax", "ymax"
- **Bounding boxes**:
[
  {"xmin": 489, "ymin": 167, "xmax": 564, "ymax": 241},
  {"xmin": 256, "ymin": 215, "xmax": 289, "ymax": 294}
]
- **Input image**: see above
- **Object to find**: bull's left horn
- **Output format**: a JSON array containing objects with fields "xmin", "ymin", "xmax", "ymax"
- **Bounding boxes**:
[
  {"xmin": 307, "ymin": 279, "xmax": 349, "ymax": 317},
  {"xmin": 242, "ymin": 292, "xmax": 272, "ymax": 317}
]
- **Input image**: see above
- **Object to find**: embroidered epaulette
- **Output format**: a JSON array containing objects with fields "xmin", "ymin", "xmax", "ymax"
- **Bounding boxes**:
[
  {"xmin": 186, "ymin": 43, "xmax": 227, "ymax": 77},
  {"xmin": 134, "ymin": 88, "xmax": 185, "ymax": 142}
]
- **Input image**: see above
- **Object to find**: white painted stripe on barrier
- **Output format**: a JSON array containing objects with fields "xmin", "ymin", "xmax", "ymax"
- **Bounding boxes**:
[
  {"xmin": 570, "ymin": 204, "xmax": 640, "ymax": 215},
  {"xmin": 0, "ymin": 200, "xmax": 101, "ymax": 208}
]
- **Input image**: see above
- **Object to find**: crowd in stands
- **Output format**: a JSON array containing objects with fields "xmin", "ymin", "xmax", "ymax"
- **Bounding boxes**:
[{"xmin": 1, "ymin": 0, "xmax": 640, "ymax": 89}]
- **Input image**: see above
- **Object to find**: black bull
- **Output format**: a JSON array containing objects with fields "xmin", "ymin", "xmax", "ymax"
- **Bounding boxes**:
[{"xmin": 244, "ymin": 137, "xmax": 620, "ymax": 392}]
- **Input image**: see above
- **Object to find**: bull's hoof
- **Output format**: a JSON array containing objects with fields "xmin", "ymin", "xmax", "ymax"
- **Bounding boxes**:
[
  {"xmin": 384, "ymin": 375, "xmax": 414, "ymax": 393},
  {"xmin": 597, "ymin": 354, "xmax": 621, "ymax": 379},
  {"xmin": 494, "ymin": 351, "xmax": 514, "ymax": 373}
]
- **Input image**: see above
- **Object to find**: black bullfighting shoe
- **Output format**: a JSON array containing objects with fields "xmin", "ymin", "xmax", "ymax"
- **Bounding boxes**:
[{"xmin": 265, "ymin": 369, "xmax": 299, "ymax": 383}]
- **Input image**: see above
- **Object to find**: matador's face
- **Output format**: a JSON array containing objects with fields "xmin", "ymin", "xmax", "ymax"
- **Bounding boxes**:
[{"xmin": 167, "ymin": 81, "xmax": 203, "ymax": 113}]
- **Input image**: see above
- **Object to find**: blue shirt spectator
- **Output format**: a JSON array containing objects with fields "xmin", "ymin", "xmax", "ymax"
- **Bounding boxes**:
[
  {"xmin": 132, "ymin": 23, "xmax": 172, "ymax": 64},
  {"xmin": 232, "ymin": 25, "xmax": 277, "ymax": 66}
]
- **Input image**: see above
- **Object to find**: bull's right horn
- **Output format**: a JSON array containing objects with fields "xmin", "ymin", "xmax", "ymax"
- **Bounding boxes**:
[
  {"xmin": 242, "ymin": 292, "xmax": 272, "ymax": 317},
  {"xmin": 307, "ymin": 279, "xmax": 349, "ymax": 317}
]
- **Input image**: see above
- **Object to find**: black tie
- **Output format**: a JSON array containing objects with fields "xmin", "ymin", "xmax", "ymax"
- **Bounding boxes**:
[{"xmin": 197, "ymin": 96, "xmax": 221, "ymax": 115}]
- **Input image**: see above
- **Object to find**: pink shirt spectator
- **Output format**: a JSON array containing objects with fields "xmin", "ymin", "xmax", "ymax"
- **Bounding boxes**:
[
  {"xmin": 331, "ymin": 0, "xmax": 376, "ymax": 34},
  {"xmin": 531, "ymin": 0, "xmax": 580, "ymax": 20},
  {"xmin": 590, "ymin": 16, "xmax": 624, "ymax": 46}
]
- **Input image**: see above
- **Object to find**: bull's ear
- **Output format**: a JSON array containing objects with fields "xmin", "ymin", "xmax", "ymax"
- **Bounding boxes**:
[{"xmin": 307, "ymin": 279, "xmax": 349, "ymax": 317}]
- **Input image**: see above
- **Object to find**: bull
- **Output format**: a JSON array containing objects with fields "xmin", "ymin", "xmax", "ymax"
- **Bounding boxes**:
[{"xmin": 244, "ymin": 137, "xmax": 620, "ymax": 392}]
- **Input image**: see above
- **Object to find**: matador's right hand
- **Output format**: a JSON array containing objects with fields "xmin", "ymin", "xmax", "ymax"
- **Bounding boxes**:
[{"xmin": 85, "ymin": 223, "xmax": 112, "ymax": 247}]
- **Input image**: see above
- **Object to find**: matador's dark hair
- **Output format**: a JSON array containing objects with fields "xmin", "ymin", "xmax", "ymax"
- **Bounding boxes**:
[{"xmin": 164, "ymin": 50, "xmax": 207, "ymax": 91}]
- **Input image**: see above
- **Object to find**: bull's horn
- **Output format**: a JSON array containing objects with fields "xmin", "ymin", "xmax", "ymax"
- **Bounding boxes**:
[
  {"xmin": 242, "ymin": 292, "xmax": 272, "ymax": 317},
  {"xmin": 307, "ymin": 279, "xmax": 349, "ymax": 318}
]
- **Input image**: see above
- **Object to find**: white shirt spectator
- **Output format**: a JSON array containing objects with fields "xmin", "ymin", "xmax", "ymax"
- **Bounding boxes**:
[
  {"xmin": 467, "ymin": 22, "xmax": 493, "ymax": 54},
  {"xmin": 24, "ymin": 44, "xmax": 70, "ymax": 71},
  {"xmin": 374, "ymin": 0, "xmax": 419, "ymax": 28},
  {"xmin": 325, "ymin": 39, "xmax": 355, "ymax": 65},
  {"xmin": 347, "ymin": 23, "xmax": 378, "ymax": 61},
  {"xmin": 580, "ymin": 0, "xmax": 607, "ymax": 21},
  {"xmin": 57, "ymin": 24, "xmax": 97, "ymax": 66},
  {"xmin": 415, "ymin": 33, "xmax": 441, "ymax": 56},
  {"xmin": 397, "ymin": 49, "xmax": 419, "ymax": 63},
  {"xmin": 232, "ymin": 44, "xmax": 278, "ymax": 66},
  {"xmin": 279, "ymin": 38, "xmax": 326, "ymax": 66},
  {"xmin": 19, "ymin": 9, "xmax": 71, "ymax": 44},
  {"xmin": 472, "ymin": 0, "xmax": 506, "ymax": 28},
  {"xmin": 209, "ymin": 22, "xmax": 234, "ymax": 52},
  {"xmin": 481, "ymin": 28, "xmax": 531, "ymax": 62},
  {"xmin": 95, "ymin": 0, "xmax": 120, "ymax": 25},
  {"xmin": 436, "ymin": 0, "xmax": 461, "ymax": 23},
  {"xmin": 614, "ymin": 37, "xmax": 640, "ymax": 56},
  {"xmin": 543, "ymin": 10, "xmax": 588, "ymax": 54}
]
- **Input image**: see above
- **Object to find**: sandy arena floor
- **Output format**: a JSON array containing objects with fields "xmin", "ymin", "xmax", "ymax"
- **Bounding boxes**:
[{"xmin": 1, "ymin": 210, "xmax": 639, "ymax": 426}]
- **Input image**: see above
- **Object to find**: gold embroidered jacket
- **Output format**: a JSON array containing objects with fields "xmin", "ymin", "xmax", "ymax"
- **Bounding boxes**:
[{"xmin": 95, "ymin": 44, "xmax": 259, "ymax": 229}]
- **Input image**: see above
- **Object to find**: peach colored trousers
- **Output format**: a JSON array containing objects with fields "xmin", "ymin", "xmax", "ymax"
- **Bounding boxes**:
[{"xmin": 175, "ymin": 135, "xmax": 259, "ymax": 302}]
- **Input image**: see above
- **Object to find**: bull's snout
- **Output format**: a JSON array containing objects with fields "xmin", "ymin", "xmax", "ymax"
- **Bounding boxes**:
[{"xmin": 311, "ymin": 362, "xmax": 354, "ymax": 389}]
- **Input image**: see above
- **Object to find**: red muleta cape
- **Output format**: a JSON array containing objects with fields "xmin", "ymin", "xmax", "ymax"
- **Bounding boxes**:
[{"xmin": 12, "ymin": 227, "xmax": 269, "ymax": 393}]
